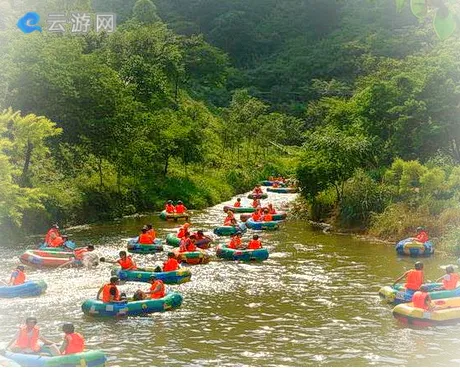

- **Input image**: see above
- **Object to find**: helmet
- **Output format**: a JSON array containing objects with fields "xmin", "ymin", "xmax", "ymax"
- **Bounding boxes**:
[
  {"xmin": 416, "ymin": 226, "xmax": 424, "ymax": 232},
  {"xmin": 415, "ymin": 261, "xmax": 423, "ymax": 270},
  {"xmin": 167, "ymin": 200, "xmax": 173, "ymax": 204},
  {"xmin": 178, "ymin": 200, "xmax": 183, "ymax": 204},
  {"xmin": 446, "ymin": 265, "xmax": 455, "ymax": 273},
  {"xmin": 142, "ymin": 225, "xmax": 148, "ymax": 230}
]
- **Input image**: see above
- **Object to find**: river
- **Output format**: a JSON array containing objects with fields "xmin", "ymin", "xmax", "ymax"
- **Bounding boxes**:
[{"xmin": 0, "ymin": 193, "xmax": 459, "ymax": 366}]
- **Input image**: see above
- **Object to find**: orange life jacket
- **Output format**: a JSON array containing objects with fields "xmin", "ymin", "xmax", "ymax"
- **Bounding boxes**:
[
  {"xmin": 233, "ymin": 202, "xmax": 241, "ymax": 207},
  {"xmin": 45, "ymin": 229, "xmax": 59, "ymax": 245},
  {"xmin": 248, "ymin": 240, "xmax": 262, "ymax": 250},
  {"xmin": 138, "ymin": 233, "xmax": 154, "ymax": 244},
  {"xmin": 175, "ymin": 204, "xmax": 186, "ymax": 214},
  {"xmin": 194, "ymin": 233, "xmax": 204, "ymax": 240},
  {"xmin": 117, "ymin": 257, "xmax": 137, "ymax": 270},
  {"xmin": 165, "ymin": 204, "xmax": 175, "ymax": 213},
  {"xmin": 268, "ymin": 208, "xmax": 276, "ymax": 214},
  {"xmin": 252, "ymin": 200, "xmax": 260, "ymax": 208},
  {"xmin": 177, "ymin": 228, "xmax": 188, "ymax": 239},
  {"xmin": 187, "ymin": 242, "xmax": 197, "ymax": 252},
  {"xmin": 147, "ymin": 229, "xmax": 156, "ymax": 240},
  {"xmin": 63, "ymin": 332, "xmax": 85, "ymax": 355},
  {"xmin": 253, "ymin": 188, "xmax": 263, "ymax": 194},
  {"xmin": 163, "ymin": 258, "xmax": 179, "ymax": 272},
  {"xmin": 412, "ymin": 291, "xmax": 429, "ymax": 309},
  {"xmin": 273, "ymin": 182, "xmax": 279, "ymax": 188},
  {"xmin": 15, "ymin": 325, "xmax": 40, "ymax": 352},
  {"xmin": 443, "ymin": 273, "xmax": 459, "ymax": 290},
  {"xmin": 102, "ymin": 283, "xmax": 120, "ymax": 303},
  {"xmin": 150, "ymin": 280, "xmax": 165, "ymax": 299},
  {"xmin": 405, "ymin": 270, "xmax": 423, "ymax": 291},
  {"xmin": 228, "ymin": 237, "xmax": 242, "ymax": 249},
  {"xmin": 252, "ymin": 212, "xmax": 262, "ymax": 221},
  {"xmin": 49, "ymin": 236, "xmax": 64, "ymax": 247},
  {"xmin": 224, "ymin": 216, "xmax": 235, "ymax": 226},
  {"xmin": 73, "ymin": 248, "xmax": 88, "ymax": 260},
  {"xmin": 12, "ymin": 269, "xmax": 26, "ymax": 285},
  {"xmin": 415, "ymin": 231, "xmax": 429, "ymax": 243},
  {"xmin": 263, "ymin": 214, "xmax": 273, "ymax": 221}
]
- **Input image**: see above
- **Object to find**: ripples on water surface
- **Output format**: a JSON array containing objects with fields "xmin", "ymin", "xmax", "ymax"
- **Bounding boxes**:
[{"xmin": 1, "ymin": 193, "xmax": 460, "ymax": 366}]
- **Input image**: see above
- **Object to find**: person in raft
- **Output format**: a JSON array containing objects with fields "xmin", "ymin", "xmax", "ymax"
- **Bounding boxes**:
[
  {"xmin": 262, "ymin": 208, "xmax": 273, "ymax": 222},
  {"xmin": 146, "ymin": 224, "xmax": 156, "ymax": 240},
  {"xmin": 165, "ymin": 200, "xmax": 175, "ymax": 213},
  {"xmin": 251, "ymin": 207, "xmax": 263, "ymax": 221},
  {"xmin": 48, "ymin": 233, "xmax": 68, "ymax": 248},
  {"xmin": 411, "ymin": 285, "xmax": 434, "ymax": 310},
  {"xmin": 228, "ymin": 232, "xmax": 243, "ymax": 249},
  {"xmin": 247, "ymin": 235, "xmax": 262, "ymax": 250},
  {"xmin": 252, "ymin": 198, "xmax": 261, "ymax": 208},
  {"xmin": 193, "ymin": 230, "xmax": 212, "ymax": 243},
  {"xmin": 180, "ymin": 234, "xmax": 198, "ymax": 252},
  {"xmin": 73, "ymin": 245, "xmax": 98, "ymax": 268},
  {"xmin": 133, "ymin": 276, "xmax": 166, "ymax": 301},
  {"xmin": 272, "ymin": 181, "xmax": 280, "ymax": 188},
  {"xmin": 163, "ymin": 251, "xmax": 181, "ymax": 272},
  {"xmin": 175, "ymin": 200, "xmax": 187, "ymax": 214},
  {"xmin": 393, "ymin": 261, "xmax": 424, "ymax": 292},
  {"xmin": 117, "ymin": 251, "xmax": 137, "ymax": 270},
  {"xmin": 233, "ymin": 198, "xmax": 242, "ymax": 207},
  {"xmin": 6, "ymin": 317, "xmax": 60, "ymax": 355},
  {"xmin": 138, "ymin": 225, "xmax": 154, "ymax": 244},
  {"xmin": 177, "ymin": 223, "xmax": 191, "ymax": 238},
  {"xmin": 44, "ymin": 223, "xmax": 60, "ymax": 246},
  {"xmin": 8, "ymin": 265, "xmax": 26, "ymax": 286},
  {"xmin": 59, "ymin": 323, "xmax": 85, "ymax": 355},
  {"xmin": 412, "ymin": 226, "xmax": 429, "ymax": 243},
  {"xmin": 267, "ymin": 203, "xmax": 277, "ymax": 214},
  {"xmin": 435, "ymin": 265, "xmax": 459, "ymax": 290},
  {"xmin": 96, "ymin": 276, "xmax": 127, "ymax": 303},
  {"xmin": 224, "ymin": 211, "xmax": 238, "ymax": 226},
  {"xmin": 252, "ymin": 184, "xmax": 263, "ymax": 195}
]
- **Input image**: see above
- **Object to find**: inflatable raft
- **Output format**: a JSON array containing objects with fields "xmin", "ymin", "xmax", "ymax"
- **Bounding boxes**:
[
  {"xmin": 261, "ymin": 180, "xmax": 286, "ymax": 187},
  {"xmin": 172, "ymin": 249, "xmax": 210, "ymax": 265},
  {"xmin": 20, "ymin": 250, "xmax": 82, "ymax": 268},
  {"xmin": 246, "ymin": 218, "xmax": 280, "ymax": 230},
  {"xmin": 267, "ymin": 187, "xmax": 298, "ymax": 193},
  {"xmin": 0, "ymin": 280, "xmax": 47, "ymax": 298},
  {"xmin": 82, "ymin": 292, "xmax": 183, "ymax": 317},
  {"xmin": 3, "ymin": 350, "xmax": 106, "ymax": 367},
  {"xmin": 159, "ymin": 210, "xmax": 189, "ymax": 221},
  {"xmin": 393, "ymin": 297, "xmax": 460, "ymax": 327},
  {"xmin": 127, "ymin": 238, "xmax": 163, "ymax": 254},
  {"xmin": 247, "ymin": 193, "xmax": 268, "ymax": 200},
  {"xmin": 379, "ymin": 283, "xmax": 460, "ymax": 304},
  {"xmin": 165, "ymin": 233, "xmax": 212, "ymax": 249},
  {"xmin": 216, "ymin": 245, "xmax": 269, "ymax": 261},
  {"xmin": 213, "ymin": 223, "xmax": 247, "ymax": 236},
  {"xmin": 112, "ymin": 267, "xmax": 191, "ymax": 284},
  {"xmin": 395, "ymin": 238, "xmax": 434, "ymax": 257},
  {"xmin": 240, "ymin": 211, "xmax": 287, "ymax": 222},
  {"xmin": 223, "ymin": 206, "xmax": 256, "ymax": 213}
]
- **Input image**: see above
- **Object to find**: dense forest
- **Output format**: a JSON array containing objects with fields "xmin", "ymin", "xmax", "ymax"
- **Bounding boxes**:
[{"xmin": 1, "ymin": 0, "xmax": 460, "ymax": 252}]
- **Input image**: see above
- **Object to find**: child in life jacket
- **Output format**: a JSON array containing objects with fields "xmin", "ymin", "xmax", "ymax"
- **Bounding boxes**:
[
  {"xmin": 411, "ymin": 285, "xmax": 434, "ymax": 310},
  {"xmin": 9, "ymin": 265, "xmax": 26, "ymax": 286},
  {"xmin": 435, "ymin": 265, "xmax": 459, "ymax": 290},
  {"xmin": 393, "ymin": 261, "xmax": 424, "ymax": 292},
  {"xmin": 60, "ymin": 323, "xmax": 85, "ymax": 355},
  {"xmin": 6, "ymin": 317, "xmax": 60, "ymax": 355}
]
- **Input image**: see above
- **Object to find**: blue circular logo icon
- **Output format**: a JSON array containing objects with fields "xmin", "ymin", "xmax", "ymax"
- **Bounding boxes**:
[{"xmin": 17, "ymin": 12, "xmax": 42, "ymax": 34}]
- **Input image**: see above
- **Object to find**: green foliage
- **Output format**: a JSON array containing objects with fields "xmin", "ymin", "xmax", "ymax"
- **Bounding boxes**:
[{"xmin": 133, "ymin": 0, "xmax": 160, "ymax": 24}]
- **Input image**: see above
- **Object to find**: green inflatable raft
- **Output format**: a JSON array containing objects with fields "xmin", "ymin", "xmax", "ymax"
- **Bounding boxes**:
[
  {"xmin": 82, "ymin": 292, "xmax": 183, "ymax": 317},
  {"xmin": 159, "ymin": 210, "xmax": 189, "ymax": 221}
]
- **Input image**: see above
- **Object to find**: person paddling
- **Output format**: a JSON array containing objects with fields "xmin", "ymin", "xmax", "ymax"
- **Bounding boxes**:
[
  {"xmin": 133, "ymin": 276, "xmax": 166, "ymax": 300},
  {"xmin": 393, "ymin": 261, "xmax": 424, "ymax": 292},
  {"xmin": 117, "ymin": 251, "xmax": 137, "ymax": 270},
  {"xmin": 165, "ymin": 200, "xmax": 175, "ymax": 213}
]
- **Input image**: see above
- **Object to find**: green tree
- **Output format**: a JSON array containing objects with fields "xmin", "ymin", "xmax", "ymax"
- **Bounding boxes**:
[{"xmin": 133, "ymin": 0, "xmax": 160, "ymax": 24}]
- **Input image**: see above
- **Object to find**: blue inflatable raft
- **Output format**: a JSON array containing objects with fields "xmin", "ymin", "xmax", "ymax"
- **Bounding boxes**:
[
  {"xmin": 395, "ymin": 238, "xmax": 434, "ymax": 257},
  {"xmin": 0, "ymin": 280, "xmax": 47, "ymax": 298}
]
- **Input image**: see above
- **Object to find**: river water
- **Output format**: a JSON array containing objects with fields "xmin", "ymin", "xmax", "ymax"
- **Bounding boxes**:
[{"xmin": 1, "ymin": 193, "xmax": 459, "ymax": 366}]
